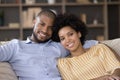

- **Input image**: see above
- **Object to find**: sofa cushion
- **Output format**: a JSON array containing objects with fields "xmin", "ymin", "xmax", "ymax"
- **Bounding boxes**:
[
  {"xmin": 0, "ymin": 39, "xmax": 119, "ymax": 80},
  {"xmin": 101, "ymin": 38, "xmax": 120, "ymax": 61},
  {"xmin": 0, "ymin": 62, "xmax": 18, "ymax": 80},
  {"xmin": 101, "ymin": 38, "xmax": 120, "ymax": 56},
  {"xmin": 0, "ymin": 41, "xmax": 18, "ymax": 80},
  {"xmin": 0, "ymin": 41, "xmax": 8, "ymax": 45}
]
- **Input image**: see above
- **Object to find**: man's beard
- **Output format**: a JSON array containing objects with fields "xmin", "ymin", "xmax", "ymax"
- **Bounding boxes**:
[{"xmin": 32, "ymin": 32, "xmax": 50, "ymax": 43}]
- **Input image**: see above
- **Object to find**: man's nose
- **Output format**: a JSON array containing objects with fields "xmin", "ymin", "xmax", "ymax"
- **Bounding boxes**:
[{"xmin": 43, "ymin": 26, "xmax": 48, "ymax": 33}]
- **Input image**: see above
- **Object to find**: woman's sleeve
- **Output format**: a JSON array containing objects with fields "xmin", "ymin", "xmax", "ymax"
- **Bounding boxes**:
[
  {"xmin": 98, "ymin": 44, "xmax": 120, "ymax": 75},
  {"xmin": 57, "ymin": 59, "xmax": 73, "ymax": 80}
]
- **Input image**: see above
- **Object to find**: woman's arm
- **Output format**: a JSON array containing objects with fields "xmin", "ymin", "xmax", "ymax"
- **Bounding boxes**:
[
  {"xmin": 91, "ymin": 69, "xmax": 120, "ymax": 80},
  {"xmin": 91, "ymin": 44, "xmax": 120, "ymax": 80},
  {"xmin": 110, "ymin": 68, "xmax": 120, "ymax": 79},
  {"xmin": 91, "ymin": 61, "xmax": 120, "ymax": 80}
]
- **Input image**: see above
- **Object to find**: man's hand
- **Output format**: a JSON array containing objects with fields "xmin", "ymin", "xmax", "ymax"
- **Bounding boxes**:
[
  {"xmin": 108, "ymin": 75, "xmax": 120, "ymax": 80},
  {"xmin": 91, "ymin": 69, "xmax": 120, "ymax": 80},
  {"xmin": 91, "ymin": 75, "xmax": 120, "ymax": 80}
]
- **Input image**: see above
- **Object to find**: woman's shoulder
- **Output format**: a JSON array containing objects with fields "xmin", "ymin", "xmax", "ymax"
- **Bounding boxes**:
[
  {"xmin": 85, "ymin": 44, "xmax": 110, "ymax": 56},
  {"xmin": 58, "ymin": 55, "xmax": 81, "ymax": 65},
  {"xmin": 58, "ymin": 57, "xmax": 74, "ymax": 65},
  {"xmin": 91, "ymin": 43, "xmax": 109, "ymax": 50},
  {"xmin": 58, "ymin": 57, "xmax": 70, "ymax": 62},
  {"xmin": 57, "ymin": 58, "xmax": 70, "ymax": 68}
]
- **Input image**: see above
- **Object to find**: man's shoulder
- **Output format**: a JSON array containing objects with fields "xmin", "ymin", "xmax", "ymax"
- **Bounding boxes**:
[
  {"xmin": 1, "ymin": 39, "xmax": 25, "ymax": 46},
  {"xmin": 49, "ymin": 41, "xmax": 62, "ymax": 48},
  {"xmin": 0, "ymin": 39, "xmax": 19, "ymax": 45},
  {"xmin": 9, "ymin": 39, "xmax": 24, "ymax": 44},
  {"xmin": 49, "ymin": 41, "xmax": 69, "ymax": 56},
  {"xmin": 11, "ymin": 39, "xmax": 20, "ymax": 42},
  {"xmin": 83, "ymin": 40, "xmax": 99, "ymax": 49}
]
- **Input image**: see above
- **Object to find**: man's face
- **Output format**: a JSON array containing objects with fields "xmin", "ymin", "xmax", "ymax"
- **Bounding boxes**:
[{"xmin": 32, "ymin": 15, "xmax": 54, "ymax": 43}]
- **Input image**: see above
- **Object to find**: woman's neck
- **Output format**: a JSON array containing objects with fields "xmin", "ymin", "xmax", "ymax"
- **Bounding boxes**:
[{"xmin": 70, "ymin": 44, "xmax": 85, "ymax": 57}]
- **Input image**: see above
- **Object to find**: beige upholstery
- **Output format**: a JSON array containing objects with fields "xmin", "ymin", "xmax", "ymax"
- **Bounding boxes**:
[
  {"xmin": 0, "ymin": 41, "xmax": 18, "ymax": 80},
  {"xmin": 0, "ymin": 38, "xmax": 120, "ymax": 80},
  {"xmin": 101, "ymin": 38, "xmax": 120, "ymax": 56},
  {"xmin": 0, "ymin": 62, "xmax": 18, "ymax": 80},
  {"xmin": 101, "ymin": 38, "xmax": 120, "ymax": 61}
]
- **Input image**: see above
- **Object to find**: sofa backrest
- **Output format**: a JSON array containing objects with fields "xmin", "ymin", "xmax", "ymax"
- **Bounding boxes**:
[
  {"xmin": 0, "ymin": 62, "xmax": 18, "ymax": 80},
  {"xmin": 101, "ymin": 38, "xmax": 120, "ymax": 61},
  {"xmin": 0, "ymin": 41, "xmax": 18, "ymax": 80},
  {"xmin": 101, "ymin": 38, "xmax": 120, "ymax": 56},
  {"xmin": 0, "ymin": 38, "xmax": 120, "ymax": 80}
]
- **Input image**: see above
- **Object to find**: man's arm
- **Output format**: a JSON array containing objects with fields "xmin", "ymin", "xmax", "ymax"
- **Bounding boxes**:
[{"xmin": 83, "ymin": 40, "xmax": 98, "ymax": 49}]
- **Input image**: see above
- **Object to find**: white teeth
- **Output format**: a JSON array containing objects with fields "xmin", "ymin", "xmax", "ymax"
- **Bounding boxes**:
[
  {"xmin": 67, "ymin": 43, "xmax": 74, "ymax": 48},
  {"xmin": 40, "ymin": 33, "xmax": 46, "ymax": 37},
  {"xmin": 39, "ymin": 32, "xmax": 46, "ymax": 37}
]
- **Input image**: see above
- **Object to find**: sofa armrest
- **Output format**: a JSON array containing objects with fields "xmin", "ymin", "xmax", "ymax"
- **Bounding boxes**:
[
  {"xmin": 101, "ymin": 38, "xmax": 120, "ymax": 61},
  {"xmin": 0, "ymin": 62, "xmax": 18, "ymax": 80}
]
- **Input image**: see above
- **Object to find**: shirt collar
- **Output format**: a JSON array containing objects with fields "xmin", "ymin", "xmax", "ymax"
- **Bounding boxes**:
[
  {"xmin": 25, "ymin": 37, "xmax": 52, "ymax": 44},
  {"xmin": 25, "ymin": 37, "xmax": 32, "ymax": 43}
]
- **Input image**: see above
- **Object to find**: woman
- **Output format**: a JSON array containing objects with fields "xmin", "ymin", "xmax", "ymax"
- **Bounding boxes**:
[{"xmin": 52, "ymin": 13, "xmax": 120, "ymax": 80}]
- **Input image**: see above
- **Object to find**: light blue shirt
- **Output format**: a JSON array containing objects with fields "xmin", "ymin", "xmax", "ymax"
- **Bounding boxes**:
[{"xmin": 0, "ymin": 38, "xmax": 98, "ymax": 80}]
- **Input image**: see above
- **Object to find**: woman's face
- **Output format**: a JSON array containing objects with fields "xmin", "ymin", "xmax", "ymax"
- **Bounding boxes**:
[{"xmin": 58, "ymin": 26, "xmax": 81, "ymax": 52}]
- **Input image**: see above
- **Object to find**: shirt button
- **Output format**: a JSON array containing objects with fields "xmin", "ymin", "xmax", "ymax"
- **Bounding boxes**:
[{"xmin": 46, "ymin": 73, "xmax": 49, "ymax": 75}]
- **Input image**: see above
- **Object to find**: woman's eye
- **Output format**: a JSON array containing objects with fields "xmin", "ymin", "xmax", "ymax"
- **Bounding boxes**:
[
  {"xmin": 60, "ymin": 37, "xmax": 64, "ymax": 41},
  {"xmin": 69, "ymin": 33, "xmax": 73, "ymax": 36}
]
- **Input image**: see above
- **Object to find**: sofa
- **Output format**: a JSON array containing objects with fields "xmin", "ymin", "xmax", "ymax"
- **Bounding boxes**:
[{"xmin": 0, "ymin": 38, "xmax": 120, "ymax": 80}]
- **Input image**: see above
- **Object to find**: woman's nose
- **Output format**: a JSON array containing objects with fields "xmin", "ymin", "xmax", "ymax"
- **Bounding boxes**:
[{"xmin": 65, "ymin": 37, "xmax": 70, "ymax": 43}]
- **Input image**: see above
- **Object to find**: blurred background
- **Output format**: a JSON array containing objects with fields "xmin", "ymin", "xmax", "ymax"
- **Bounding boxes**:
[{"xmin": 0, "ymin": 0, "xmax": 120, "ymax": 41}]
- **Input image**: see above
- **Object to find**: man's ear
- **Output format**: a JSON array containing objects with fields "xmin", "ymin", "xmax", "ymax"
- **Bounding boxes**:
[{"xmin": 33, "ymin": 19, "xmax": 36, "ymax": 26}]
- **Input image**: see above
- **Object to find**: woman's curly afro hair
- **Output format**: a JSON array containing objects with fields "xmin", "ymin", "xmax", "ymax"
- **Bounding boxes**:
[{"xmin": 52, "ymin": 13, "xmax": 88, "ymax": 45}]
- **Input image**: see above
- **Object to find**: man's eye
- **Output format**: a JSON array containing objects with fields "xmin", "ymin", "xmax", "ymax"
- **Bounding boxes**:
[
  {"xmin": 48, "ymin": 26, "xmax": 52, "ymax": 30},
  {"xmin": 40, "ymin": 23, "xmax": 45, "ymax": 26},
  {"xmin": 38, "ymin": 22, "xmax": 44, "ymax": 26}
]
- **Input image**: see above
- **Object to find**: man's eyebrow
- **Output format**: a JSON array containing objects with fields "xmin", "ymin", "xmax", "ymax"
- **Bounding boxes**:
[{"xmin": 36, "ymin": 17, "xmax": 42, "ymax": 23}]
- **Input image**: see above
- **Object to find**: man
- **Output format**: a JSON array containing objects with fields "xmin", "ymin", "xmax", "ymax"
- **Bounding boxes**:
[{"xmin": 0, "ymin": 9, "xmax": 97, "ymax": 80}]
